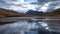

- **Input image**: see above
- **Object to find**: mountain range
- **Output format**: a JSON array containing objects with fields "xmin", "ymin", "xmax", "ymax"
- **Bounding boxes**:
[
  {"xmin": 0, "ymin": 8, "xmax": 60, "ymax": 17},
  {"xmin": 26, "ymin": 10, "xmax": 46, "ymax": 16},
  {"xmin": 0, "ymin": 8, "xmax": 60, "ymax": 24}
]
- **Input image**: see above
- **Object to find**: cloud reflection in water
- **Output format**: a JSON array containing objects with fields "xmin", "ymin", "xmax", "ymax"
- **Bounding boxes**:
[{"xmin": 0, "ymin": 20, "xmax": 49, "ymax": 34}]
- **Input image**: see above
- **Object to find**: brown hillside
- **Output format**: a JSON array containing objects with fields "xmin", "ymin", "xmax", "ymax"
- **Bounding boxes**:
[
  {"xmin": 46, "ymin": 8, "xmax": 60, "ymax": 17},
  {"xmin": 0, "ymin": 8, "xmax": 60, "ymax": 17},
  {"xmin": 0, "ymin": 8, "xmax": 27, "ymax": 17}
]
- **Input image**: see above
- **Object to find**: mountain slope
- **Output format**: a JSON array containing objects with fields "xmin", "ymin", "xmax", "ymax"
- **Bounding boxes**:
[
  {"xmin": 26, "ymin": 10, "xmax": 45, "ymax": 16},
  {"xmin": 0, "ymin": 8, "xmax": 60, "ymax": 17},
  {"xmin": 45, "ymin": 8, "xmax": 60, "ymax": 17},
  {"xmin": 0, "ymin": 8, "xmax": 27, "ymax": 17}
]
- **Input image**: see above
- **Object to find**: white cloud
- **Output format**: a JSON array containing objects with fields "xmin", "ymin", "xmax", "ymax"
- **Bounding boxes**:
[
  {"xmin": 0, "ymin": 0, "xmax": 38, "ymax": 13},
  {"xmin": 54, "ymin": 6, "xmax": 60, "ymax": 9},
  {"xmin": 38, "ymin": 1, "xmax": 60, "ymax": 12},
  {"xmin": 0, "ymin": 0, "xmax": 60, "ymax": 13}
]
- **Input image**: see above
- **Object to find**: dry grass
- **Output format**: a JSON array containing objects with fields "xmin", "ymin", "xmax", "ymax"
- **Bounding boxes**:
[
  {"xmin": 45, "ymin": 8, "xmax": 60, "ymax": 17},
  {"xmin": 0, "ymin": 8, "xmax": 27, "ymax": 17}
]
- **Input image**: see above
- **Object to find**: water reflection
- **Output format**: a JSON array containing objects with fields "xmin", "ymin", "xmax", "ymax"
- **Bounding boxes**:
[{"xmin": 0, "ymin": 19, "xmax": 60, "ymax": 34}]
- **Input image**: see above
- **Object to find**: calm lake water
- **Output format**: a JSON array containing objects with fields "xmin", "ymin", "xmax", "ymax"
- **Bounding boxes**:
[{"xmin": 0, "ymin": 18, "xmax": 60, "ymax": 34}]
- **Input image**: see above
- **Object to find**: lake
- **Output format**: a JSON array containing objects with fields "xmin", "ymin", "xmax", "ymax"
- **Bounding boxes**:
[{"xmin": 0, "ymin": 18, "xmax": 60, "ymax": 34}]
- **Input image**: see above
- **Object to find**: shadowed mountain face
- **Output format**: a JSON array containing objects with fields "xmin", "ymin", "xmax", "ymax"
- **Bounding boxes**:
[
  {"xmin": 26, "ymin": 10, "xmax": 45, "ymax": 16},
  {"xmin": 0, "ymin": 8, "xmax": 60, "ymax": 17},
  {"xmin": 26, "ymin": 9, "xmax": 60, "ymax": 17}
]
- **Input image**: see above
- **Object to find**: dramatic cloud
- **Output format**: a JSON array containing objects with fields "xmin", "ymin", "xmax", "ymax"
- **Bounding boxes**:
[
  {"xmin": 0, "ymin": 0, "xmax": 38, "ymax": 13},
  {"xmin": 0, "ymin": 0, "xmax": 60, "ymax": 13},
  {"xmin": 37, "ymin": 0, "xmax": 60, "ymax": 12}
]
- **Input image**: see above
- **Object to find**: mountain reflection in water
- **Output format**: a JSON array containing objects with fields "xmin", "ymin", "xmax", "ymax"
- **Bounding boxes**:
[{"xmin": 0, "ymin": 19, "xmax": 60, "ymax": 34}]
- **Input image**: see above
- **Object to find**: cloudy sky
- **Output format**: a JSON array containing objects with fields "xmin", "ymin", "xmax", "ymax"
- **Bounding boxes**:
[{"xmin": 0, "ymin": 0, "xmax": 60, "ymax": 13}]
